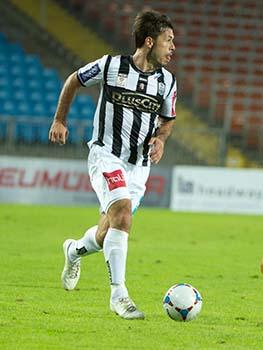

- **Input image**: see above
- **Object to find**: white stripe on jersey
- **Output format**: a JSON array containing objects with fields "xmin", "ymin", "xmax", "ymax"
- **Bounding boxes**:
[
  {"xmin": 126, "ymin": 65, "xmax": 139, "ymax": 91},
  {"xmin": 146, "ymin": 75, "xmax": 158, "ymax": 96}
]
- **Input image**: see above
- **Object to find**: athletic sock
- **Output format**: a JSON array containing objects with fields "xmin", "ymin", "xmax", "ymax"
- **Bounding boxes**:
[
  {"xmin": 103, "ymin": 228, "xmax": 129, "ymax": 301},
  {"xmin": 68, "ymin": 225, "xmax": 102, "ymax": 261}
]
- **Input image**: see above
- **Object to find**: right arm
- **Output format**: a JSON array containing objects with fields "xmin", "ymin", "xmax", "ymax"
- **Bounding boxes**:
[
  {"xmin": 49, "ymin": 55, "xmax": 109, "ymax": 145},
  {"xmin": 49, "ymin": 72, "xmax": 81, "ymax": 145}
]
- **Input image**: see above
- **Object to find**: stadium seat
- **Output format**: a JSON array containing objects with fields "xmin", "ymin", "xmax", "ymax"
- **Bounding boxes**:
[
  {"xmin": 32, "ymin": 102, "xmax": 48, "ymax": 116},
  {"xmin": 16, "ymin": 101, "xmax": 33, "ymax": 116},
  {"xmin": 0, "ymin": 100, "xmax": 18, "ymax": 116},
  {"xmin": 30, "ymin": 91, "xmax": 44, "ymax": 102},
  {"xmin": 0, "ymin": 32, "xmax": 96, "ymax": 146},
  {"xmin": 45, "ymin": 91, "xmax": 59, "ymax": 103}
]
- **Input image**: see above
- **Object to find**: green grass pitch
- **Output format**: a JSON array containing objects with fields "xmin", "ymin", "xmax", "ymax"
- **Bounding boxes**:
[{"xmin": 0, "ymin": 204, "xmax": 262, "ymax": 350}]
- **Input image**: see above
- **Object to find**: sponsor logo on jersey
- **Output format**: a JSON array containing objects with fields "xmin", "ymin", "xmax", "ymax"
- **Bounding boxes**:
[
  {"xmin": 111, "ymin": 90, "xmax": 161, "ymax": 113},
  {"xmin": 103, "ymin": 169, "xmax": 126, "ymax": 191},
  {"xmin": 79, "ymin": 63, "xmax": 100, "ymax": 83},
  {"xmin": 116, "ymin": 73, "xmax": 128, "ymax": 87}
]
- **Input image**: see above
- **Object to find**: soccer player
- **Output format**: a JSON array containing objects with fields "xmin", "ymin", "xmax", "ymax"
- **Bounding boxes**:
[{"xmin": 49, "ymin": 10, "xmax": 177, "ymax": 320}]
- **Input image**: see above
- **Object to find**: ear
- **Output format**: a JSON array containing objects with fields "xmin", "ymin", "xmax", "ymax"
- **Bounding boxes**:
[{"xmin": 145, "ymin": 36, "xmax": 154, "ymax": 49}]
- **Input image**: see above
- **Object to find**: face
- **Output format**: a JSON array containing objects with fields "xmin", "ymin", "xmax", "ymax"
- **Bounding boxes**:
[{"xmin": 148, "ymin": 28, "xmax": 175, "ymax": 67}]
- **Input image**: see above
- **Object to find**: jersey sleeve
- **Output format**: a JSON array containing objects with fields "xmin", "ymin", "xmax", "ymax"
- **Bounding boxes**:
[
  {"xmin": 77, "ymin": 55, "xmax": 109, "ymax": 87},
  {"xmin": 159, "ymin": 76, "xmax": 177, "ymax": 119}
]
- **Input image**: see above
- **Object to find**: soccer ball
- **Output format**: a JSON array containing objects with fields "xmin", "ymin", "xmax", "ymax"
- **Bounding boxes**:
[{"xmin": 163, "ymin": 283, "xmax": 202, "ymax": 321}]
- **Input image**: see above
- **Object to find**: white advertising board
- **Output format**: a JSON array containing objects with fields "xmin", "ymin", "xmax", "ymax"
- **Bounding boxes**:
[{"xmin": 171, "ymin": 166, "xmax": 263, "ymax": 215}]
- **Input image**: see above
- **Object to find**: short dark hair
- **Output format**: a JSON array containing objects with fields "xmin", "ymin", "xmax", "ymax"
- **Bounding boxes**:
[{"xmin": 133, "ymin": 11, "xmax": 174, "ymax": 48}]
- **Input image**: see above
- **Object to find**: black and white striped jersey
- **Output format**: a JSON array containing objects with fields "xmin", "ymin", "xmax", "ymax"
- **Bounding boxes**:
[{"xmin": 77, "ymin": 55, "xmax": 177, "ymax": 166}]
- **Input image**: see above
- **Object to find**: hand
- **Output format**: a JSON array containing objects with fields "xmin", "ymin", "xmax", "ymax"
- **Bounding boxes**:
[
  {"xmin": 149, "ymin": 137, "xmax": 164, "ymax": 164},
  {"xmin": 49, "ymin": 120, "xmax": 68, "ymax": 145}
]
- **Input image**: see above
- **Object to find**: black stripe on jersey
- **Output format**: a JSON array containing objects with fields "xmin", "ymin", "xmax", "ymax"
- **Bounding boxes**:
[
  {"xmin": 128, "ymin": 109, "xmax": 142, "ymax": 164},
  {"xmin": 94, "ymin": 55, "xmax": 112, "ymax": 146},
  {"xmin": 104, "ymin": 55, "xmax": 112, "ymax": 82},
  {"xmin": 112, "ymin": 103, "xmax": 123, "ymax": 157},
  {"xmin": 142, "ymin": 113, "xmax": 156, "ymax": 166},
  {"xmin": 111, "ymin": 56, "xmax": 130, "ymax": 157}
]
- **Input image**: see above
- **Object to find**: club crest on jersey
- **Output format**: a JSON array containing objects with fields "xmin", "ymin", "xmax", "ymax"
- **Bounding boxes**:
[
  {"xmin": 103, "ymin": 169, "xmax": 126, "ymax": 191},
  {"xmin": 158, "ymin": 82, "xmax": 165, "ymax": 95},
  {"xmin": 116, "ymin": 73, "xmax": 128, "ymax": 87},
  {"xmin": 139, "ymin": 83, "xmax": 145, "ymax": 91}
]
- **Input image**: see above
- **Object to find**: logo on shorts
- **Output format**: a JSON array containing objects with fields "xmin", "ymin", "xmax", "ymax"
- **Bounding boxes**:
[{"xmin": 103, "ymin": 169, "xmax": 126, "ymax": 191}]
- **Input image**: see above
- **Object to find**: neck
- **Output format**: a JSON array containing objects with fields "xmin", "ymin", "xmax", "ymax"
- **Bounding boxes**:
[{"xmin": 132, "ymin": 49, "xmax": 160, "ymax": 72}]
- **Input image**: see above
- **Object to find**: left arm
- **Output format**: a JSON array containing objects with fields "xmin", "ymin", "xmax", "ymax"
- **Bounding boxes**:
[
  {"xmin": 149, "ymin": 117, "xmax": 175, "ymax": 164},
  {"xmin": 150, "ymin": 73, "xmax": 177, "ymax": 164}
]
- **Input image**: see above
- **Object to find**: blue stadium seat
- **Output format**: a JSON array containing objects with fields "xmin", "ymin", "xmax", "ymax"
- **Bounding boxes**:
[
  {"xmin": 0, "ymin": 89, "xmax": 12, "ymax": 100},
  {"xmin": 24, "ymin": 54, "xmax": 41, "ymax": 67},
  {"xmin": 0, "ymin": 76, "xmax": 9, "ymax": 88},
  {"xmin": 28, "ymin": 78, "xmax": 44, "ymax": 90},
  {"xmin": 32, "ymin": 102, "xmax": 48, "ymax": 116},
  {"xmin": 12, "ymin": 77, "xmax": 26, "ymax": 89},
  {"xmin": 17, "ymin": 101, "xmax": 33, "ymax": 116},
  {"xmin": 37, "ymin": 125, "xmax": 50, "ymax": 144},
  {"xmin": 13, "ymin": 89, "xmax": 30, "ymax": 102},
  {"xmin": 26, "ymin": 65, "xmax": 43, "ymax": 77},
  {"xmin": 48, "ymin": 102, "xmax": 58, "ymax": 115},
  {"xmin": 9, "ymin": 52, "xmax": 24, "ymax": 64},
  {"xmin": 0, "ymin": 100, "xmax": 18, "ymax": 116},
  {"xmin": 68, "ymin": 125, "xmax": 79, "ymax": 144},
  {"xmin": 79, "ymin": 104, "xmax": 95, "ymax": 120},
  {"xmin": 30, "ymin": 91, "xmax": 44, "ymax": 102},
  {"xmin": 43, "ymin": 68, "xmax": 60, "ymax": 81},
  {"xmin": 45, "ymin": 91, "xmax": 59, "ymax": 103},
  {"xmin": 16, "ymin": 123, "xmax": 36, "ymax": 143},
  {"xmin": 0, "ymin": 35, "xmax": 96, "ymax": 144},
  {"xmin": 0, "ymin": 61, "xmax": 9, "ymax": 74},
  {"xmin": 68, "ymin": 104, "xmax": 80, "ymax": 119},
  {"xmin": 44, "ymin": 79, "xmax": 61, "ymax": 91},
  {"xmin": 76, "ymin": 94, "xmax": 94, "ymax": 105},
  {"xmin": 10, "ymin": 65, "xmax": 25, "ymax": 78}
]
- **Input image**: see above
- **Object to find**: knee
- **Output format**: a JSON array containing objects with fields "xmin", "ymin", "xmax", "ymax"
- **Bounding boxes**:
[{"xmin": 108, "ymin": 199, "xmax": 132, "ymax": 232}]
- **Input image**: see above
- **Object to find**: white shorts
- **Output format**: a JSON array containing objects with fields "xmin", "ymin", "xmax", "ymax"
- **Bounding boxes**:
[{"xmin": 88, "ymin": 145, "xmax": 150, "ymax": 214}]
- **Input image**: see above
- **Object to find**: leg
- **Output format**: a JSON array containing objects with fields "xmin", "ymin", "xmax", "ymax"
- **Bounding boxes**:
[
  {"xmin": 107, "ymin": 198, "xmax": 132, "ymax": 231},
  {"xmin": 96, "ymin": 214, "xmax": 110, "ymax": 247},
  {"xmin": 61, "ymin": 214, "xmax": 108, "ymax": 291},
  {"xmin": 103, "ymin": 198, "xmax": 144, "ymax": 319},
  {"xmin": 103, "ymin": 199, "xmax": 131, "ymax": 290}
]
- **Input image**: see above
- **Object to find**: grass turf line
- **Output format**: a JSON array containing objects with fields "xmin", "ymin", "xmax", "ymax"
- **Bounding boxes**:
[{"xmin": 0, "ymin": 204, "xmax": 262, "ymax": 350}]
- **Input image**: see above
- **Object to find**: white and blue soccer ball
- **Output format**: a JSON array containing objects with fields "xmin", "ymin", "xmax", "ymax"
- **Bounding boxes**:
[{"xmin": 163, "ymin": 283, "xmax": 202, "ymax": 321}]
